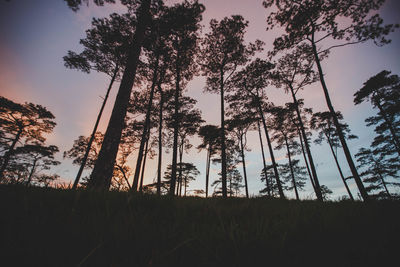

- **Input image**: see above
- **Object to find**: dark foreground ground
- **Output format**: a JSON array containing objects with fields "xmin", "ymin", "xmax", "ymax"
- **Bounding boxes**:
[{"xmin": 1, "ymin": 185, "xmax": 399, "ymax": 266}]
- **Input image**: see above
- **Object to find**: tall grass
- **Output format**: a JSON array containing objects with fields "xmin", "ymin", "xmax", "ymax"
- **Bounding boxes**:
[{"xmin": 1, "ymin": 185, "xmax": 399, "ymax": 266}]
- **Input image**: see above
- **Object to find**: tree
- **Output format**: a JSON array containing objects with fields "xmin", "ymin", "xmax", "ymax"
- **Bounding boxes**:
[
  {"xmin": 64, "ymin": 131, "xmax": 133, "ymax": 189},
  {"xmin": 355, "ymin": 148, "xmax": 399, "ymax": 199},
  {"xmin": 264, "ymin": 0, "xmax": 398, "ymax": 201},
  {"xmin": 226, "ymin": 109, "xmax": 255, "ymax": 198},
  {"xmin": 270, "ymin": 105, "xmax": 303, "ymax": 200},
  {"xmin": 211, "ymin": 138, "xmax": 243, "ymax": 197},
  {"xmin": 163, "ymin": 162, "xmax": 200, "ymax": 196},
  {"xmin": 197, "ymin": 125, "xmax": 220, "ymax": 198},
  {"xmin": 163, "ymin": 1, "xmax": 204, "ymax": 196},
  {"xmin": 320, "ymin": 185, "xmax": 333, "ymax": 201},
  {"xmin": 88, "ymin": 0, "xmax": 152, "ymax": 190},
  {"xmin": 0, "ymin": 96, "xmax": 56, "ymax": 181},
  {"xmin": 310, "ymin": 111, "xmax": 358, "ymax": 200},
  {"xmin": 35, "ymin": 174, "xmax": 60, "ymax": 188},
  {"xmin": 131, "ymin": 4, "xmax": 176, "ymax": 192},
  {"xmin": 354, "ymin": 70, "xmax": 400, "ymax": 157},
  {"xmin": 64, "ymin": 12, "xmax": 136, "ymax": 189},
  {"xmin": 279, "ymin": 159, "xmax": 307, "ymax": 199},
  {"xmin": 260, "ymin": 164, "xmax": 280, "ymax": 197},
  {"xmin": 14, "ymin": 143, "xmax": 60, "ymax": 186},
  {"xmin": 164, "ymin": 95, "xmax": 203, "ymax": 196},
  {"xmin": 228, "ymin": 58, "xmax": 285, "ymax": 199},
  {"xmin": 270, "ymin": 45, "xmax": 323, "ymax": 201},
  {"xmin": 199, "ymin": 15, "xmax": 262, "ymax": 198}
]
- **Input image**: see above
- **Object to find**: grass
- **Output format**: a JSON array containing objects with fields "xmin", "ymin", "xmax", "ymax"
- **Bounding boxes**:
[{"xmin": 1, "ymin": 185, "xmax": 399, "ymax": 266}]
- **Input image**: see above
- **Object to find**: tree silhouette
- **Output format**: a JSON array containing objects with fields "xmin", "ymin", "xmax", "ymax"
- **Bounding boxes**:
[
  {"xmin": 197, "ymin": 125, "xmax": 220, "ymax": 198},
  {"xmin": 228, "ymin": 59, "xmax": 285, "ymax": 199},
  {"xmin": 162, "ymin": 1, "xmax": 204, "ymax": 196},
  {"xmin": 199, "ymin": 15, "xmax": 262, "ymax": 198},
  {"xmin": 164, "ymin": 95, "xmax": 203, "ymax": 195},
  {"xmin": 264, "ymin": 0, "xmax": 398, "ymax": 201},
  {"xmin": 64, "ymin": 12, "xmax": 135, "ymax": 189},
  {"xmin": 270, "ymin": 45, "xmax": 323, "ymax": 201},
  {"xmin": 270, "ymin": 105, "xmax": 303, "ymax": 200},
  {"xmin": 87, "ymin": 0, "xmax": 152, "ymax": 190},
  {"xmin": 0, "ymin": 96, "xmax": 56, "ymax": 181},
  {"xmin": 260, "ymin": 164, "xmax": 280, "ymax": 197},
  {"xmin": 355, "ymin": 148, "xmax": 399, "ymax": 199},
  {"xmin": 64, "ymin": 131, "xmax": 133, "ymax": 189},
  {"xmin": 310, "ymin": 111, "xmax": 358, "ymax": 200},
  {"xmin": 226, "ymin": 109, "xmax": 255, "ymax": 198},
  {"xmin": 354, "ymin": 70, "xmax": 400, "ymax": 157},
  {"xmin": 279, "ymin": 159, "xmax": 307, "ymax": 199},
  {"xmin": 14, "ymin": 143, "xmax": 60, "ymax": 186},
  {"xmin": 163, "ymin": 162, "xmax": 200, "ymax": 196}
]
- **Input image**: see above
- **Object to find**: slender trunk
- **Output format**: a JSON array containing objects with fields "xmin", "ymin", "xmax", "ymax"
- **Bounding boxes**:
[
  {"xmin": 220, "ymin": 69, "xmax": 228, "ymax": 198},
  {"xmin": 375, "ymin": 99, "xmax": 400, "ymax": 156},
  {"xmin": 170, "ymin": 56, "xmax": 181, "ymax": 196},
  {"xmin": 205, "ymin": 146, "xmax": 211, "ymax": 198},
  {"xmin": 178, "ymin": 140, "xmax": 184, "ymax": 197},
  {"xmin": 375, "ymin": 161, "xmax": 392, "ymax": 199},
  {"xmin": 184, "ymin": 177, "xmax": 187, "ymax": 196},
  {"xmin": 256, "ymin": 98, "xmax": 285, "ymax": 199},
  {"xmin": 311, "ymin": 38, "xmax": 369, "ymax": 201},
  {"xmin": 288, "ymin": 84, "xmax": 323, "ymax": 201},
  {"xmin": 239, "ymin": 134, "xmax": 249, "ymax": 198},
  {"xmin": 88, "ymin": 0, "xmax": 151, "ymax": 190},
  {"xmin": 0, "ymin": 128, "xmax": 22, "ymax": 180},
  {"xmin": 26, "ymin": 159, "xmax": 37, "ymax": 186},
  {"xmin": 132, "ymin": 56, "xmax": 160, "ymax": 191},
  {"xmin": 116, "ymin": 164, "xmax": 131, "ymax": 190},
  {"xmin": 157, "ymin": 84, "xmax": 163, "ymax": 196},
  {"xmin": 379, "ymin": 172, "xmax": 392, "ymax": 199},
  {"xmin": 284, "ymin": 135, "xmax": 299, "ymax": 200},
  {"xmin": 257, "ymin": 120, "xmax": 271, "ymax": 196},
  {"xmin": 73, "ymin": 65, "xmax": 119, "ymax": 190},
  {"xmin": 326, "ymin": 134, "xmax": 354, "ymax": 201},
  {"xmin": 139, "ymin": 134, "xmax": 150, "ymax": 192},
  {"xmin": 297, "ymin": 126, "xmax": 315, "ymax": 191}
]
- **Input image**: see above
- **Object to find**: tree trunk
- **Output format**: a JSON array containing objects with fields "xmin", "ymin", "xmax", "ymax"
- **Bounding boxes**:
[
  {"xmin": 296, "ymin": 126, "xmax": 316, "ymax": 191},
  {"xmin": 375, "ymin": 99, "xmax": 400, "ymax": 156},
  {"xmin": 0, "ymin": 128, "xmax": 22, "ymax": 180},
  {"xmin": 88, "ymin": 0, "xmax": 151, "ymax": 191},
  {"xmin": 184, "ymin": 177, "xmax": 187, "ymax": 196},
  {"xmin": 288, "ymin": 84, "xmax": 323, "ymax": 201},
  {"xmin": 220, "ymin": 69, "xmax": 228, "ymax": 198},
  {"xmin": 157, "ymin": 83, "xmax": 163, "ymax": 196},
  {"xmin": 375, "ymin": 160, "xmax": 392, "ymax": 199},
  {"xmin": 311, "ymin": 38, "xmax": 369, "ymax": 201},
  {"xmin": 169, "ymin": 56, "xmax": 181, "ymax": 196},
  {"xmin": 257, "ymin": 120, "xmax": 271, "ymax": 196},
  {"xmin": 73, "ymin": 65, "xmax": 119, "ymax": 190},
  {"xmin": 325, "ymin": 134, "xmax": 354, "ymax": 201},
  {"xmin": 139, "ymin": 133, "xmax": 150, "ymax": 193},
  {"xmin": 239, "ymin": 134, "xmax": 249, "ymax": 198},
  {"xmin": 205, "ymin": 146, "xmax": 211, "ymax": 198},
  {"xmin": 178, "ymin": 140, "xmax": 184, "ymax": 197},
  {"xmin": 256, "ymin": 98, "xmax": 285, "ymax": 199},
  {"xmin": 26, "ymin": 159, "xmax": 37, "ymax": 186},
  {"xmin": 284, "ymin": 135, "xmax": 299, "ymax": 200},
  {"xmin": 132, "ymin": 55, "xmax": 160, "ymax": 191}
]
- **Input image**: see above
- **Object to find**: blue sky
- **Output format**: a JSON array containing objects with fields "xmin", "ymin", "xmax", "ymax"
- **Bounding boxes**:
[{"xmin": 1, "ymin": 0, "xmax": 399, "ymax": 199}]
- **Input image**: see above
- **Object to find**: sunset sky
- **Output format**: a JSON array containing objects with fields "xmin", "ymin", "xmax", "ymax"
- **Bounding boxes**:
[{"xmin": 1, "ymin": 0, "xmax": 399, "ymax": 199}]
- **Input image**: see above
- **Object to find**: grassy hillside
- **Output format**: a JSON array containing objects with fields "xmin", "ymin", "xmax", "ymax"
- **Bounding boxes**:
[{"xmin": 1, "ymin": 185, "xmax": 399, "ymax": 266}]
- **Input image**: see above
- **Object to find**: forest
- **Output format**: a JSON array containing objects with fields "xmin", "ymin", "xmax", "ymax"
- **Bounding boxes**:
[{"xmin": 0, "ymin": 0, "xmax": 400, "ymax": 265}]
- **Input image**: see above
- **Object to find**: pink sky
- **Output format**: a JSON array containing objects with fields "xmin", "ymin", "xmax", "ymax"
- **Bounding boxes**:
[{"xmin": 1, "ymin": 0, "xmax": 399, "ymax": 198}]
